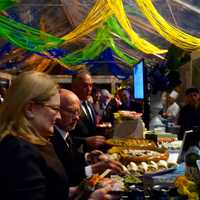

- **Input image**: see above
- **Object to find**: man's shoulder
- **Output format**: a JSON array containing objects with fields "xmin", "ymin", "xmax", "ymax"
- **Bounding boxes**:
[{"xmin": 179, "ymin": 104, "xmax": 195, "ymax": 116}]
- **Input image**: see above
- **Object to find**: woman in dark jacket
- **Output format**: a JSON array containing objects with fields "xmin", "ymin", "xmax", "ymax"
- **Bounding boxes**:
[{"xmin": 0, "ymin": 71, "xmax": 69, "ymax": 200}]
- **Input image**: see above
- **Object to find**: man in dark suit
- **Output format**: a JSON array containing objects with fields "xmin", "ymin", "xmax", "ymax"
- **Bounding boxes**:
[
  {"xmin": 71, "ymin": 70, "xmax": 106, "ymax": 151},
  {"xmin": 177, "ymin": 87, "xmax": 200, "ymax": 140},
  {"xmin": 51, "ymin": 89, "xmax": 123, "ymax": 186},
  {"xmin": 105, "ymin": 88, "xmax": 143, "ymax": 124}
]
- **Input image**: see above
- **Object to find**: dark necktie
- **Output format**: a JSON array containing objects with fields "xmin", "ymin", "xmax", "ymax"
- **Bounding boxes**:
[
  {"xmin": 65, "ymin": 136, "xmax": 72, "ymax": 150},
  {"xmin": 82, "ymin": 101, "xmax": 94, "ymax": 123}
]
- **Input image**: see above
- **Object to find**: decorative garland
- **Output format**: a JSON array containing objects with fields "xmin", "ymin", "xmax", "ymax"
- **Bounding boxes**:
[
  {"xmin": 61, "ymin": 0, "xmax": 113, "ymax": 43},
  {"xmin": 0, "ymin": 14, "xmax": 138, "ymax": 70},
  {"xmin": 107, "ymin": 0, "xmax": 167, "ymax": 55},
  {"xmin": 0, "ymin": 0, "xmax": 198, "ymax": 77},
  {"xmin": 0, "ymin": 0, "xmax": 15, "ymax": 11},
  {"xmin": 60, "ymin": 25, "xmax": 138, "ymax": 66},
  {"xmin": 0, "ymin": 15, "xmax": 64, "ymax": 52},
  {"xmin": 135, "ymin": 0, "xmax": 200, "ymax": 51}
]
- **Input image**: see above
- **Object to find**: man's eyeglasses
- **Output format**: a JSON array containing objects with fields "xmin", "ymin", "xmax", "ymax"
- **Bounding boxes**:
[
  {"xmin": 61, "ymin": 109, "xmax": 81, "ymax": 117},
  {"xmin": 39, "ymin": 103, "xmax": 61, "ymax": 113}
]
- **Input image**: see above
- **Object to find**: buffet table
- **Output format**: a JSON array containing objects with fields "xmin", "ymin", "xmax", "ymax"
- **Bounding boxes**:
[
  {"xmin": 95, "ymin": 113, "xmax": 199, "ymax": 199},
  {"xmin": 103, "ymin": 135, "xmax": 199, "ymax": 199}
]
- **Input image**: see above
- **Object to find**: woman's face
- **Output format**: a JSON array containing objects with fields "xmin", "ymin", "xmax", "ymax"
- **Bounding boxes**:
[{"xmin": 28, "ymin": 92, "xmax": 61, "ymax": 139}]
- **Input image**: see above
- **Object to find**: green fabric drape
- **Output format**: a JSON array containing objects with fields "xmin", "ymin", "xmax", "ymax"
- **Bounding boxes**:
[
  {"xmin": 60, "ymin": 26, "xmax": 138, "ymax": 66},
  {"xmin": 0, "ymin": 0, "xmax": 16, "ymax": 11},
  {"xmin": 0, "ymin": 16, "xmax": 64, "ymax": 52}
]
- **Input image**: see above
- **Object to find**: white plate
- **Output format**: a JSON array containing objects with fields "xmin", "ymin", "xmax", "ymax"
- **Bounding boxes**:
[{"xmin": 145, "ymin": 166, "xmax": 177, "ymax": 176}]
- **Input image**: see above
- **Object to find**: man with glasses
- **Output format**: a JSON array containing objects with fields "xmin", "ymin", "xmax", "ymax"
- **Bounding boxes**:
[{"xmin": 51, "ymin": 89, "xmax": 123, "ymax": 186}]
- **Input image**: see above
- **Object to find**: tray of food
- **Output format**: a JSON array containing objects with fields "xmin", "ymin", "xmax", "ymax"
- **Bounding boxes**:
[
  {"xmin": 107, "ymin": 146, "xmax": 168, "ymax": 163},
  {"xmin": 160, "ymin": 140, "xmax": 182, "ymax": 152},
  {"xmin": 78, "ymin": 170, "xmax": 142, "ymax": 196},
  {"xmin": 106, "ymin": 138, "xmax": 157, "ymax": 149},
  {"xmin": 125, "ymin": 160, "xmax": 177, "ymax": 177},
  {"xmin": 115, "ymin": 110, "xmax": 143, "ymax": 120}
]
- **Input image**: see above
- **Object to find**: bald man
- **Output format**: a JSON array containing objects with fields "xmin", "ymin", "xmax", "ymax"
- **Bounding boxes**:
[{"xmin": 51, "ymin": 89, "xmax": 123, "ymax": 186}]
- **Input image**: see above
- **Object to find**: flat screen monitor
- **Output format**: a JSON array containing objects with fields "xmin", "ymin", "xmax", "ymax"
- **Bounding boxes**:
[{"xmin": 133, "ymin": 59, "xmax": 145, "ymax": 100}]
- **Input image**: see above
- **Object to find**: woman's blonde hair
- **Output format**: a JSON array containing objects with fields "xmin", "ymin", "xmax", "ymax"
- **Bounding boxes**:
[{"xmin": 0, "ymin": 71, "xmax": 58, "ymax": 145}]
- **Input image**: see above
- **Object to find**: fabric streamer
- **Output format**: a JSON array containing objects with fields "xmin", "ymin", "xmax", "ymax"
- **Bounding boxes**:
[
  {"xmin": 108, "ymin": 37, "xmax": 137, "ymax": 65},
  {"xmin": 0, "ymin": 0, "xmax": 167, "ymax": 74},
  {"xmin": 0, "ymin": 0, "xmax": 15, "ymax": 11},
  {"xmin": 107, "ymin": 0, "xmax": 167, "ymax": 55},
  {"xmin": 0, "ymin": 15, "xmax": 64, "ymax": 52},
  {"xmin": 60, "ymin": 25, "xmax": 138, "ymax": 66},
  {"xmin": 0, "ymin": 10, "xmax": 138, "ymax": 68},
  {"xmin": 135, "ymin": 0, "xmax": 200, "ymax": 51},
  {"xmin": 106, "ymin": 16, "xmax": 136, "ymax": 49},
  {"xmin": 60, "ymin": 27, "xmax": 108, "ymax": 65},
  {"xmin": 34, "ymin": 59, "xmax": 52, "ymax": 72},
  {"xmin": 61, "ymin": 0, "xmax": 113, "ymax": 43}
]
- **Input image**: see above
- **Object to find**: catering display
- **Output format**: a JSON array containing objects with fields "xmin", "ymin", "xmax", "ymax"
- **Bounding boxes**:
[
  {"xmin": 105, "ymin": 138, "xmax": 178, "ymax": 176},
  {"xmin": 114, "ymin": 110, "xmax": 143, "ymax": 120},
  {"xmin": 106, "ymin": 138, "xmax": 157, "ymax": 149},
  {"xmin": 108, "ymin": 147, "xmax": 169, "ymax": 163},
  {"xmin": 78, "ymin": 173, "xmax": 143, "ymax": 200},
  {"xmin": 78, "ymin": 135, "xmax": 199, "ymax": 199},
  {"xmin": 113, "ymin": 111, "xmax": 144, "ymax": 139},
  {"xmin": 161, "ymin": 140, "xmax": 182, "ymax": 152}
]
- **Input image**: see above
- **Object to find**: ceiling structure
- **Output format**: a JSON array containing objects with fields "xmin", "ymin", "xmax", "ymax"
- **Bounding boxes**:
[{"xmin": 0, "ymin": 0, "xmax": 200, "ymax": 75}]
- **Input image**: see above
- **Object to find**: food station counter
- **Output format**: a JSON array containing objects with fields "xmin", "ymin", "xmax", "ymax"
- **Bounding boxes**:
[{"xmin": 93, "ymin": 111, "xmax": 200, "ymax": 199}]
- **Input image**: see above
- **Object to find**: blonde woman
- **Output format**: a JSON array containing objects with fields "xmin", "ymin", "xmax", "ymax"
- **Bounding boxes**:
[
  {"xmin": 0, "ymin": 71, "xmax": 69, "ymax": 200},
  {"xmin": 0, "ymin": 71, "xmax": 118, "ymax": 200}
]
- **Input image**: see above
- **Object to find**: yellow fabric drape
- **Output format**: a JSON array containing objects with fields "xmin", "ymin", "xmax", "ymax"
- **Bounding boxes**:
[
  {"xmin": 34, "ymin": 59, "xmax": 52, "ymax": 72},
  {"xmin": 33, "ymin": 57, "xmax": 84, "ymax": 72},
  {"xmin": 107, "ymin": 0, "xmax": 167, "ymax": 55},
  {"xmin": 52, "ymin": 57, "xmax": 85, "ymax": 71},
  {"xmin": 61, "ymin": 0, "xmax": 113, "ymax": 43},
  {"xmin": 135, "ymin": 0, "xmax": 200, "ymax": 52}
]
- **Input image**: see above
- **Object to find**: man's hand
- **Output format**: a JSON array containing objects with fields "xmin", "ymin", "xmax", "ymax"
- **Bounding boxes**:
[
  {"xmin": 85, "ymin": 136, "xmax": 106, "ymax": 149},
  {"xmin": 86, "ymin": 150, "xmax": 104, "ymax": 164},
  {"xmin": 89, "ymin": 186, "xmax": 120, "ymax": 200},
  {"xmin": 91, "ymin": 160, "xmax": 123, "ymax": 174}
]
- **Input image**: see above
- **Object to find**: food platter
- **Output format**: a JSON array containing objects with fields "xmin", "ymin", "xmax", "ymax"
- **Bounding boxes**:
[
  {"xmin": 106, "ymin": 138, "xmax": 157, "ymax": 150},
  {"xmin": 117, "ymin": 110, "xmax": 143, "ymax": 120},
  {"xmin": 125, "ymin": 160, "xmax": 177, "ymax": 177},
  {"xmin": 145, "ymin": 165, "xmax": 177, "ymax": 176},
  {"xmin": 121, "ymin": 148, "xmax": 168, "ymax": 163},
  {"xmin": 105, "ymin": 138, "xmax": 178, "ymax": 176},
  {"xmin": 108, "ymin": 146, "xmax": 168, "ymax": 163}
]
